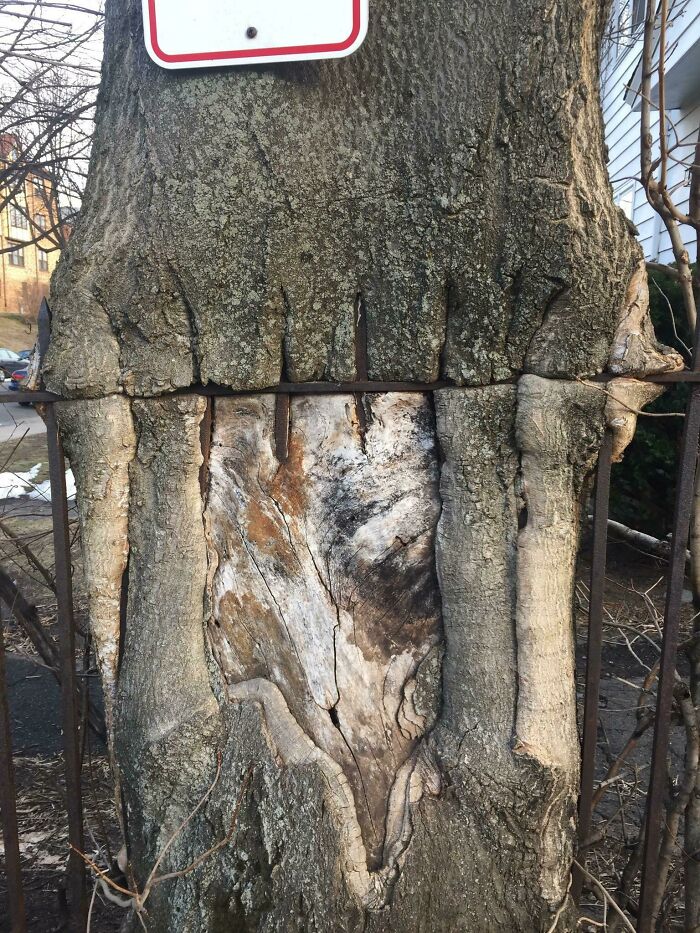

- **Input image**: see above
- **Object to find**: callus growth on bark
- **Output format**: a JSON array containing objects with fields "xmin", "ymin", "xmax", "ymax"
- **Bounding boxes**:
[{"xmin": 47, "ymin": 0, "xmax": 680, "ymax": 930}]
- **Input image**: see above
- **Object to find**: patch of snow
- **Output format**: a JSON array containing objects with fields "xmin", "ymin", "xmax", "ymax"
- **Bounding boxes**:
[
  {"xmin": 28, "ymin": 469, "xmax": 76, "ymax": 502},
  {"xmin": 0, "ymin": 464, "xmax": 75, "ymax": 501},
  {"xmin": 0, "ymin": 463, "xmax": 41, "ymax": 500}
]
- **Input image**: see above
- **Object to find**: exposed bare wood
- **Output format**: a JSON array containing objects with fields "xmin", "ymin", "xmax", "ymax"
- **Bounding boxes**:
[
  {"xmin": 208, "ymin": 393, "xmax": 442, "ymax": 905},
  {"xmin": 608, "ymin": 261, "xmax": 684, "ymax": 377},
  {"xmin": 58, "ymin": 396, "xmax": 135, "ymax": 732},
  {"xmin": 602, "ymin": 376, "xmax": 665, "ymax": 461}
]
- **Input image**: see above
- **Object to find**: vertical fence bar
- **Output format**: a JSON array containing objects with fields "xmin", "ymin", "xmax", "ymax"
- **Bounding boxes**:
[
  {"xmin": 274, "ymin": 392, "xmax": 290, "ymax": 463},
  {"xmin": 637, "ymin": 383, "xmax": 700, "ymax": 933},
  {"xmin": 37, "ymin": 298, "xmax": 51, "ymax": 363},
  {"xmin": 45, "ymin": 403, "xmax": 86, "ymax": 932},
  {"xmin": 574, "ymin": 428, "xmax": 614, "ymax": 901},
  {"xmin": 0, "ymin": 615, "xmax": 27, "ymax": 932},
  {"xmin": 199, "ymin": 396, "xmax": 214, "ymax": 494}
]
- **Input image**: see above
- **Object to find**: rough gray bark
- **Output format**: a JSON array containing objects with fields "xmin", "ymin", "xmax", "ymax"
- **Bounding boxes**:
[
  {"xmin": 47, "ymin": 0, "xmax": 681, "ymax": 930},
  {"xmin": 46, "ymin": 0, "xmax": 642, "ymax": 398}
]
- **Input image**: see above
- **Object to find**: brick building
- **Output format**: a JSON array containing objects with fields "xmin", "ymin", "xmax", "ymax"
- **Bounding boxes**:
[{"xmin": 0, "ymin": 135, "xmax": 63, "ymax": 316}]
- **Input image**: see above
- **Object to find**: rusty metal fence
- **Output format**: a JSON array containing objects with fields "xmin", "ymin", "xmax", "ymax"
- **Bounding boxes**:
[
  {"xmin": 0, "ymin": 304, "xmax": 699, "ymax": 930},
  {"xmin": 578, "ymin": 364, "xmax": 700, "ymax": 933}
]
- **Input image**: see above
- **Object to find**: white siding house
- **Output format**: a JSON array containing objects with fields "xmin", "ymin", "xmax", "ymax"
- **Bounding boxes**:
[{"xmin": 601, "ymin": 0, "xmax": 700, "ymax": 263}]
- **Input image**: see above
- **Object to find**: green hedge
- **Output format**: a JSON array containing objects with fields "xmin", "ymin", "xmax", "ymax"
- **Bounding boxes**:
[{"xmin": 609, "ymin": 265, "xmax": 693, "ymax": 536}]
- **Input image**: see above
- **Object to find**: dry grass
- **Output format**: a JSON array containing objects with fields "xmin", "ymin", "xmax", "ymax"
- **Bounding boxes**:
[
  {"xmin": 575, "ymin": 547, "xmax": 692, "ymax": 931},
  {"xmin": 0, "ymin": 314, "xmax": 37, "ymax": 352},
  {"xmin": 0, "ymin": 431, "xmax": 50, "ymax": 485},
  {"xmin": 0, "ymin": 750, "xmax": 123, "ymax": 932}
]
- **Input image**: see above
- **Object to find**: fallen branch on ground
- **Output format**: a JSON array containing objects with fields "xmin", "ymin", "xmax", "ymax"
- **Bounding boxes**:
[{"xmin": 588, "ymin": 516, "xmax": 690, "ymax": 570}]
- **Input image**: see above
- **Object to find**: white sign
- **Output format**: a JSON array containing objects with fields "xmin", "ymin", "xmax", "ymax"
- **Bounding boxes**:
[{"xmin": 143, "ymin": 0, "xmax": 369, "ymax": 70}]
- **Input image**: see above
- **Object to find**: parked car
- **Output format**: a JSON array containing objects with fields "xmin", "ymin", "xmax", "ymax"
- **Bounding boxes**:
[
  {"xmin": 8, "ymin": 364, "xmax": 28, "ymax": 389},
  {"xmin": 0, "ymin": 348, "xmax": 30, "ymax": 377},
  {"xmin": 17, "ymin": 350, "xmax": 33, "ymax": 361},
  {"xmin": 8, "ymin": 365, "xmax": 31, "ymax": 405}
]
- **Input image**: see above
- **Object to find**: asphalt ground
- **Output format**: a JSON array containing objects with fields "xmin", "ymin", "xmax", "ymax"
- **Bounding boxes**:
[{"xmin": 0, "ymin": 387, "xmax": 44, "ymax": 443}]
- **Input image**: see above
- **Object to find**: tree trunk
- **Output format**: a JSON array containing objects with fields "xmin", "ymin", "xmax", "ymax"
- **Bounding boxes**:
[{"xmin": 48, "ymin": 0, "xmax": 680, "ymax": 929}]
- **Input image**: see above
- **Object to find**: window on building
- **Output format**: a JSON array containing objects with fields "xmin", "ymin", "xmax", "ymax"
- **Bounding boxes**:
[
  {"xmin": 617, "ymin": 0, "xmax": 632, "ymax": 36},
  {"xmin": 615, "ymin": 184, "xmax": 636, "ymax": 221},
  {"xmin": 8, "ymin": 243, "xmax": 25, "ymax": 267},
  {"xmin": 9, "ymin": 205, "xmax": 27, "ymax": 229},
  {"xmin": 610, "ymin": 0, "xmax": 643, "ymax": 57},
  {"xmin": 632, "ymin": 0, "xmax": 645, "ymax": 28},
  {"xmin": 34, "ymin": 213, "xmax": 46, "ymax": 231},
  {"xmin": 38, "ymin": 249, "xmax": 49, "ymax": 272}
]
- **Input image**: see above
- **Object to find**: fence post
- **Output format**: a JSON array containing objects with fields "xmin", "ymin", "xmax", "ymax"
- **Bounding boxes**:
[
  {"xmin": 45, "ymin": 403, "xmax": 86, "ymax": 932},
  {"xmin": 637, "ymin": 383, "xmax": 700, "ymax": 931},
  {"xmin": 574, "ymin": 428, "xmax": 614, "ymax": 901},
  {"xmin": 0, "ymin": 615, "xmax": 27, "ymax": 932}
]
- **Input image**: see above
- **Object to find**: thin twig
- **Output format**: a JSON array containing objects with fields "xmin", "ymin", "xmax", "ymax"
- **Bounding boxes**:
[
  {"xmin": 577, "ymin": 377, "xmax": 685, "ymax": 417},
  {"xmin": 573, "ymin": 861, "xmax": 637, "ymax": 932},
  {"xmin": 74, "ymin": 757, "xmax": 254, "ymax": 920}
]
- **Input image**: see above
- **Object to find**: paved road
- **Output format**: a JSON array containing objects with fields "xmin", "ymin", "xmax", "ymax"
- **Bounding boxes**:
[
  {"xmin": 0, "ymin": 388, "xmax": 45, "ymax": 443},
  {"xmin": 4, "ymin": 653, "xmax": 106, "ymax": 755}
]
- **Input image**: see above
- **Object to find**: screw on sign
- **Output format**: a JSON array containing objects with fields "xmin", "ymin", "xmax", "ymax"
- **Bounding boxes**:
[{"xmin": 142, "ymin": 0, "xmax": 369, "ymax": 69}]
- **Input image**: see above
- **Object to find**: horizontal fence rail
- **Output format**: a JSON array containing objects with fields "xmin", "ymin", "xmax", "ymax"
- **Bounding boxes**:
[{"xmin": 9, "ymin": 366, "xmax": 696, "ymax": 406}]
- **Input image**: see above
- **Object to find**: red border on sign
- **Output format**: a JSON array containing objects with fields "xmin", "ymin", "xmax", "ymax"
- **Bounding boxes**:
[{"xmin": 147, "ymin": 0, "xmax": 362, "ymax": 64}]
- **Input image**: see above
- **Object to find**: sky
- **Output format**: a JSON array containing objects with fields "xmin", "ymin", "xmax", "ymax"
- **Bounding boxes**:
[{"xmin": 0, "ymin": 1, "xmax": 105, "ymax": 212}]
